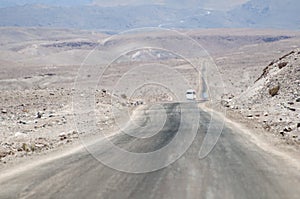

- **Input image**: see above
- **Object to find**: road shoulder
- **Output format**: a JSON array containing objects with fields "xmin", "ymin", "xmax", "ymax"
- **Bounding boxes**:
[{"xmin": 199, "ymin": 102, "xmax": 300, "ymax": 171}]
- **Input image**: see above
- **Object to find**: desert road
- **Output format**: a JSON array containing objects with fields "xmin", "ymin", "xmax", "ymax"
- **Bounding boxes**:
[{"xmin": 0, "ymin": 103, "xmax": 299, "ymax": 199}]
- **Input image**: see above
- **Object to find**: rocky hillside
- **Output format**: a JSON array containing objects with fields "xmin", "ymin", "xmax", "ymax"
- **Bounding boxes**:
[{"xmin": 224, "ymin": 49, "xmax": 300, "ymax": 142}]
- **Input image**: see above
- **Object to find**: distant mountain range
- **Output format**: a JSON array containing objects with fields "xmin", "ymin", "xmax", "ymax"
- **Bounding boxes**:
[
  {"xmin": 0, "ymin": 0, "xmax": 299, "ymax": 31},
  {"xmin": 0, "ymin": 0, "xmax": 93, "ymax": 8},
  {"xmin": 229, "ymin": 0, "xmax": 300, "ymax": 29}
]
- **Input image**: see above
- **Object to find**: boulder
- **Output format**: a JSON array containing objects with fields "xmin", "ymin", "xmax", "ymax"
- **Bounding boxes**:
[
  {"xmin": 269, "ymin": 85, "xmax": 280, "ymax": 97},
  {"xmin": 21, "ymin": 143, "xmax": 31, "ymax": 152},
  {"xmin": 278, "ymin": 62, "xmax": 288, "ymax": 69},
  {"xmin": 19, "ymin": 121, "xmax": 27, "ymax": 125},
  {"xmin": 37, "ymin": 111, "xmax": 43, "ymax": 118},
  {"xmin": 1, "ymin": 109, "xmax": 7, "ymax": 114},
  {"xmin": 59, "ymin": 132, "xmax": 67, "ymax": 140},
  {"xmin": 247, "ymin": 114, "xmax": 253, "ymax": 118},
  {"xmin": 288, "ymin": 107, "xmax": 296, "ymax": 112},
  {"xmin": 221, "ymin": 100, "xmax": 230, "ymax": 108},
  {"xmin": 15, "ymin": 132, "xmax": 27, "ymax": 137},
  {"xmin": 0, "ymin": 151, "xmax": 7, "ymax": 158},
  {"xmin": 283, "ymin": 127, "xmax": 292, "ymax": 132}
]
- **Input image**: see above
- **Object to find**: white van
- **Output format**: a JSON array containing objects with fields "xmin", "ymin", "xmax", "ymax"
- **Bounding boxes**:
[{"xmin": 186, "ymin": 89, "xmax": 196, "ymax": 100}]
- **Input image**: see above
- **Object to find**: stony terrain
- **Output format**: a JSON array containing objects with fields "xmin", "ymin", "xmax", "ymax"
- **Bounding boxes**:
[
  {"xmin": 222, "ymin": 49, "xmax": 300, "ymax": 143},
  {"xmin": 0, "ymin": 88, "xmax": 119, "ymax": 163},
  {"xmin": 1, "ymin": 27, "xmax": 300, "ymax": 164}
]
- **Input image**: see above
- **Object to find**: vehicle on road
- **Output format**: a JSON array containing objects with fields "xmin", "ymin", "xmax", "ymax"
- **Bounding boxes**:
[{"xmin": 186, "ymin": 89, "xmax": 196, "ymax": 100}]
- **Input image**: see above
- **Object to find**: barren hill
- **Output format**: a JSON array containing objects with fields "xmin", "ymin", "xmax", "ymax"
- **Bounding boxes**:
[{"xmin": 225, "ymin": 49, "xmax": 300, "ymax": 142}]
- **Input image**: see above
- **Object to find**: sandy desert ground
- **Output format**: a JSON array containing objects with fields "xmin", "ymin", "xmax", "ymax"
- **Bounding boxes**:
[{"xmin": 0, "ymin": 27, "xmax": 300, "ymax": 164}]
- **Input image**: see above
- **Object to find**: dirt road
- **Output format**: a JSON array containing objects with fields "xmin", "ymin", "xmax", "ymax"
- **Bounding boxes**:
[{"xmin": 0, "ymin": 103, "xmax": 299, "ymax": 199}]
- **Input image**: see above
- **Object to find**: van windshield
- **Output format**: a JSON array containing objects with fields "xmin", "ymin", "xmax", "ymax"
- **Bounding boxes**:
[{"xmin": 187, "ymin": 91, "xmax": 196, "ymax": 94}]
